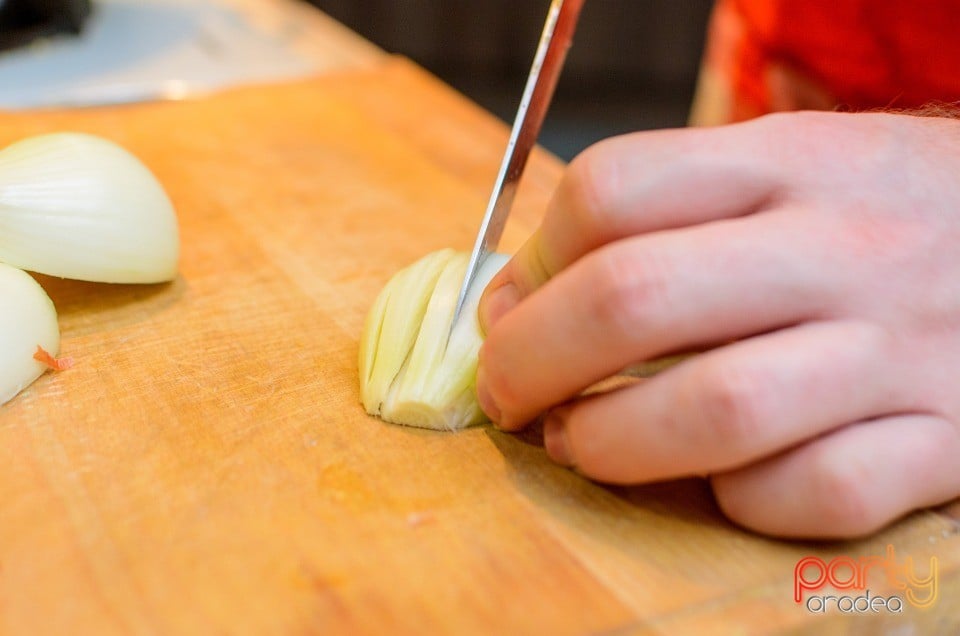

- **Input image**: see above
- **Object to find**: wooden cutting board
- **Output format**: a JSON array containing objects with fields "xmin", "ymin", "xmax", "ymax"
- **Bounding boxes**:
[{"xmin": 0, "ymin": 58, "xmax": 957, "ymax": 635}]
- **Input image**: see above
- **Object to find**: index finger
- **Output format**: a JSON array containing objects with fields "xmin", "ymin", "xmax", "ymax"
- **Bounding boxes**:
[{"xmin": 480, "ymin": 122, "xmax": 785, "ymax": 331}]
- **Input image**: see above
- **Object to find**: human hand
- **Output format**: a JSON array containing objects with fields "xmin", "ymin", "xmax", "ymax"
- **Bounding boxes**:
[{"xmin": 475, "ymin": 111, "xmax": 960, "ymax": 539}]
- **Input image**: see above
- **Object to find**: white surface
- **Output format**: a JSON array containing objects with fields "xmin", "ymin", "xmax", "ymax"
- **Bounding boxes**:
[{"xmin": 0, "ymin": 0, "xmax": 318, "ymax": 108}]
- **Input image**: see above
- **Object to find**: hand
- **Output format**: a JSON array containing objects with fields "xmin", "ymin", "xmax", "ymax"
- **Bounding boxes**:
[{"xmin": 475, "ymin": 110, "xmax": 960, "ymax": 539}]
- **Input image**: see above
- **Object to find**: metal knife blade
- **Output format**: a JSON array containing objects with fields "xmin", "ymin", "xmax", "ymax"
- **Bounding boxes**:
[{"xmin": 449, "ymin": 0, "xmax": 585, "ymax": 334}]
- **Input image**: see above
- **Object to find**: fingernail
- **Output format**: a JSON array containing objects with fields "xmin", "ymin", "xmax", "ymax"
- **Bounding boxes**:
[
  {"xmin": 480, "ymin": 282, "xmax": 520, "ymax": 333},
  {"xmin": 475, "ymin": 363, "xmax": 502, "ymax": 425},
  {"xmin": 543, "ymin": 411, "xmax": 574, "ymax": 467}
]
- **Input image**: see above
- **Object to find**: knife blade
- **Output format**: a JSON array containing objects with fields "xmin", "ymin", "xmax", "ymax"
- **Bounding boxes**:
[{"xmin": 449, "ymin": 0, "xmax": 585, "ymax": 335}]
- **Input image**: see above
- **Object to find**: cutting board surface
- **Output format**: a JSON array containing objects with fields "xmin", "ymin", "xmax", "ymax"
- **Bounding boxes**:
[{"xmin": 0, "ymin": 59, "xmax": 957, "ymax": 635}]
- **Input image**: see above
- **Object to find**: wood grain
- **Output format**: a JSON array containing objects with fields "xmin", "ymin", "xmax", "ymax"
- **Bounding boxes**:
[{"xmin": 0, "ymin": 58, "xmax": 957, "ymax": 635}]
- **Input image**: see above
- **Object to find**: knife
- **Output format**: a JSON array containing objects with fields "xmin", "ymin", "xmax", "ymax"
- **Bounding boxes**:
[{"xmin": 449, "ymin": 0, "xmax": 585, "ymax": 334}]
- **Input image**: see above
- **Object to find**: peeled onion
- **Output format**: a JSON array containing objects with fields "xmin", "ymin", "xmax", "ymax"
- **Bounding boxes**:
[
  {"xmin": 0, "ymin": 263, "xmax": 60, "ymax": 405},
  {"xmin": 1, "ymin": 131, "xmax": 181, "ymax": 407},
  {"xmin": 359, "ymin": 249, "xmax": 508, "ymax": 431},
  {"xmin": 0, "ymin": 132, "xmax": 179, "ymax": 283}
]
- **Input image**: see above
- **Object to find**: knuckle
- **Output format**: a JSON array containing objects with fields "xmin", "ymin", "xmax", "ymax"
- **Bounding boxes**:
[
  {"xmin": 695, "ymin": 364, "xmax": 769, "ymax": 448},
  {"xmin": 848, "ymin": 321, "xmax": 892, "ymax": 358},
  {"xmin": 581, "ymin": 248, "xmax": 670, "ymax": 342},
  {"xmin": 747, "ymin": 111, "xmax": 840, "ymax": 159},
  {"xmin": 832, "ymin": 215, "xmax": 917, "ymax": 263},
  {"xmin": 561, "ymin": 141, "xmax": 624, "ymax": 237},
  {"xmin": 752, "ymin": 109, "xmax": 823, "ymax": 135},
  {"xmin": 743, "ymin": 111, "xmax": 794, "ymax": 143}
]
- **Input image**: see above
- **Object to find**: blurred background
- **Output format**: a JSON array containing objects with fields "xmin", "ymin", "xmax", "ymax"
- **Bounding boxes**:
[
  {"xmin": 0, "ymin": 0, "xmax": 714, "ymax": 160},
  {"xmin": 307, "ymin": 0, "xmax": 714, "ymax": 160}
]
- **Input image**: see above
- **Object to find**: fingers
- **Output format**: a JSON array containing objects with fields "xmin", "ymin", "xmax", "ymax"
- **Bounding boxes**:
[
  {"xmin": 711, "ymin": 414, "xmax": 960, "ymax": 538},
  {"xmin": 533, "ymin": 317, "xmax": 960, "ymax": 538},
  {"xmin": 539, "ymin": 320, "xmax": 902, "ymax": 482},
  {"xmin": 477, "ymin": 211, "xmax": 832, "ymax": 429},
  {"xmin": 480, "ymin": 123, "xmax": 785, "ymax": 330}
]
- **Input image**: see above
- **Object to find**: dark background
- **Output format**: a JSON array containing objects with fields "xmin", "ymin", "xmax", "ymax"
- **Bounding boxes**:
[{"xmin": 306, "ymin": 1, "xmax": 714, "ymax": 160}]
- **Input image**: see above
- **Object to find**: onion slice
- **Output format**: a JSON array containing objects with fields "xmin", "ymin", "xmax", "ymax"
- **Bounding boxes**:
[
  {"xmin": 0, "ymin": 263, "xmax": 60, "ymax": 405},
  {"xmin": 0, "ymin": 132, "xmax": 179, "ymax": 283}
]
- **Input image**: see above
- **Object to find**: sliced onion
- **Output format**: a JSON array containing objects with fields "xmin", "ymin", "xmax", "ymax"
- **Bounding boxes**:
[
  {"xmin": 359, "ymin": 249, "xmax": 508, "ymax": 431},
  {"xmin": 0, "ymin": 132, "xmax": 179, "ymax": 283},
  {"xmin": 0, "ymin": 263, "xmax": 60, "ymax": 405}
]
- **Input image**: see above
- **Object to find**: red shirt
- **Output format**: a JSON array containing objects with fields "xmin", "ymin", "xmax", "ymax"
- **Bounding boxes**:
[{"xmin": 705, "ymin": 0, "xmax": 960, "ymax": 121}]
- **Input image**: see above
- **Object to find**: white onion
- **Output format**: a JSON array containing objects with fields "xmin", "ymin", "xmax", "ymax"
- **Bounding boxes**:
[
  {"xmin": 359, "ymin": 249, "xmax": 508, "ymax": 431},
  {"xmin": 0, "ymin": 263, "xmax": 60, "ymax": 405},
  {"xmin": 0, "ymin": 132, "xmax": 179, "ymax": 283},
  {"xmin": 1, "ymin": 132, "xmax": 181, "ymax": 407}
]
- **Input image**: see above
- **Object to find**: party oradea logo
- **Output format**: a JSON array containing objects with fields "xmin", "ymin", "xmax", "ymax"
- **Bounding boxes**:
[{"xmin": 794, "ymin": 544, "xmax": 938, "ymax": 614}]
